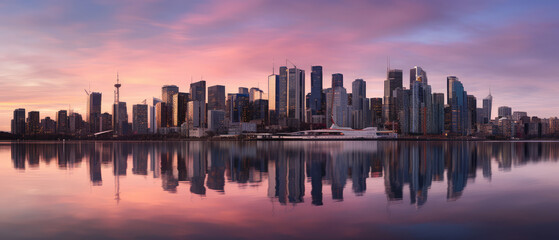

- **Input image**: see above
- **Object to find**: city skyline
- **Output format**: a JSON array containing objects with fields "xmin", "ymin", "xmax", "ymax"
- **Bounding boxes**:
[{"xmin": 1, "ymin": 0, "xmax": 559, "ymax": 131}]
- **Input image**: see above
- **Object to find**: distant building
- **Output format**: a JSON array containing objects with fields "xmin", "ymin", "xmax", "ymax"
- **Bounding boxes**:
[
  {"xmin": 512, "ymin": 111, "xmax": 527, "ymax": 121},
  {"xmin": 100, "ymin": 112, "xmax": 112, "ymax": 132},
  {"xmin": 332, "ymin": 73, "xmax": 343, "ymax": 88},
  {"xmin": 249, "ymin": 87, "xmax": 264, "ymax": 102},
  {"xmin": 188, "ymin": 100, "xmax": 206, "ymax": 128},
  {"xmin": 352, "ymin": 79, "xmax": 367, "ymax": 129},
  {"xmin": 467, "ymin": 95, "xmax": 477, "ymax": 134},
  {"xmin": 251, "ymin": 99, "xmax": 269, "ymax": 123},
  {"xmin": 268, "ymin": 74, "xmax": 280, "ymax": 125},
  {"xmin": 133, "ymin": 104, "xmax": 148, "ymax": 134},
  {"xmin": 208, "ymin": 110, "xmax": 226, "ymax": 133},
  {"xmin": 150, "ymin": 98, "xmax": 162, "ymax": 134},
  {"xmin": 87, "ymin": 92, "xmax": 102, "ymax": 133},
  {"xmin": 227, "ymin": 93, "xmax": 250, "ymax": 123},
  {"xmin": 498, "ymin": 106, "xmax": 512, "ymax": 119},
  {"xmin": 41, "ymin": 117, "xmax": 56, "ymax": 134},
  {"xmin": 162, "ymin": 85, "xmax": 179, "ymax": 127},
  {"xmin": 370, "ymin": 98, "xmax": 383, "ymax": 128},
  {"xmin": 278, "ymin": 66, "xmax": 288, "ymax": 123},
  {"xmin": 190, "ymin": 81, "xmax": 207, "ymax": 127},
  {"xmin": 482, "ymin": 91, "xmax": 493, "ymax": 123},
  {"xmin": 27, "ymin": 111, "xmax": 40, "ymax": 135},
  {"xmin": 433, "ymin": 93, "xmax": 445, "ymax": 134},
  {"xmin": 383, "ymin": 69, "xmax": 403, "ymax": 125},
  {"xmin": 447, "ymin": 76, "xmax": 468, "ymax": 135},
  {"xmin": 172, "ymin": 92, "xmax": 189, "ymax": 127},
  {"xmin": 309, "ymin": 66, "xmax": 323, "ymax": 116},
  {"xmin": 113, "ymin": 102, "xmax": 128, "ymax": 135},
  {"xmin": 288, "ymin": 67, "xmax": 305, "ymax": 123},
  {"xmin": 410, "ymin": 66, "xmax": 428, "ymax": 87},
  {"xmin": 155, "ymin": 102, "xmax": 167, "ymax": 130},
  {"xmin": 208, "ymin": 85, "xmax": 226, "ymax": 111},
  {"xmin": 12, "ymin": 108, "xmax": 26, "ymax": 135},
  {"xmin": 68, "ymin": 112, "xmax": 83, "ymax": 135},
  {"xmin": 56, "ymin": 110, "xmax": 68, "ymax": 134},
  {"xmin": 238, "ymin": 87, "xmax": 249, "ymax": 95}
]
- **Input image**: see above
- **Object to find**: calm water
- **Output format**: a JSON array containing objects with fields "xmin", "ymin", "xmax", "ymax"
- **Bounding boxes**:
[{"xmin": 1, "ymin": 141, "xmax": 559, "ymax": 240}]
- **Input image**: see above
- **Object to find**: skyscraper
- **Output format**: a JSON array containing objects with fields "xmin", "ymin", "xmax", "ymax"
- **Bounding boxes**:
[
  {"xmin": 467, "ymin": 95, "xmax": 477, "ymax": 133},
  {"xmin": 113, "ymin": 102, "xmax": 128, "ymax": 135},
  {"xmin": 227, "ymin": 93, "xmax": 250, "ymax": 123},
  {"xmin": 249, "ymin": 87, "xmax": 264, "ymax": 102},
  {"xmin": 370, "ymin": 98, "xmax": 383, "ymax": 127},
  {"xmin": 56, "ymin": 110, "xmax": 68, "ymax": 134},
  {"xmin": 238, "ymin": 87, "xmax": 249, "ymax": 95},
  {"xmin": 155, "ymin": 102, "xmax": 167, "ymax": 130},
  {"xmin": 27, "ymin": 111, "xmax": 40, "ymax": 135},
  {"xmin": 383, "ymin": 69, "xmax": 403, "ymax": 125},
  {"xmin": 12, "ymin": 108, "xmax": 25, "ymax": 135},
  {"xmin": 278, "ymin": 66, "xmax": 288, "ymax": 122},
  {"xmin": 498, "ymin": 106, "xmax": 512, "ymax": 118},
  {"xmin": 87, "ymin": 92, "xmax": 101, "ymax": 133},
  {"xmin": 332, "ymin": 73, "xmax": 343, "ymax": 88},
  {"xmin": 172, "ymin": 92, "xmax": 189, "ymax": 127},
  {"xmin": 447, "ymin": 76, "xmax": 468, "ymax": 135},
  {"xmin": 352, "ymin": 79, "xmax": 367, "ymax": 129},
  {"xmin": 190, "ymin": 81, "xmax": 207, "ymax": 127},
  {"xmin": 162, "ymin": 85, "xmax": 179, "ymax": 127},
  {"xmin": 133, "ymin": 104, "xmax": 148, "ymax": 134},
  {"xmin": 309, "ymin": 66, "xmax": 323, "ymax": 115},
  {"xmin": 409, "ymin": 66, "xmax": 428, "ymax": 87},
  {"xmin": 433, "ymin": 93, "xmax": 445, "ymax": 134},
  {"xmin": 268, "ymin": 74, "xmax": 279, "ymax": 125},
  {"xmin": 409, "ymin": 76, "xmax": 434, "ymax": 135},
  {"xmin": 288, "ymin": 67, "xmax": 305, "ymax": 122},
  {"xmin": 482, "ymin": 90, "xmax": 493, "ymax": 123},
  {"xmin": 208, "ymin": 85, "xmax": 226, "ymax": 111},
  {"xmin": 150, "ymin": 98, "xmax": 162, "ymax": 134}
]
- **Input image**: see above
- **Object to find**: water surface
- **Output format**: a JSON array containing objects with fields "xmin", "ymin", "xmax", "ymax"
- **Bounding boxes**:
[{"xmin": 1, "ymin": 141, "xmax": 558, "ymax": 239}]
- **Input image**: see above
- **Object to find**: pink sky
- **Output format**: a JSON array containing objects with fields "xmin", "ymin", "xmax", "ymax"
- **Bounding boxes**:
[{"xmin": 1, "ymin": 0, "xmax": 558, "ymax": 131}]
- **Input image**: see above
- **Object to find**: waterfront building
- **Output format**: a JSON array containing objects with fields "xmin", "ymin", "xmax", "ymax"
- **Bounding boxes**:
[
  {"xmin": 208, "ymin": 85, "xmax": 226, "ymax": 111},
  {"xmin": 332, "ymin": 73, "xmax": 343, "ymax": 88},
  {"xmin": 27, "ymin": 111, "xmax": 40, "ymax": 135},
  {"xmin": 12, "ymin": 108, "xmax": 26, "ymax": 135},
  {"xmin": 482, "ymin": 91, "xmax": 493, "ymax": 123},
  {"xmin": 190, "ymin": 81, "xmax": 207, "ymax": 127},
  {"xmin": 187, "ymin": 100, "xmax": 206, "ymax": 128},
  {"xmin": 370, "ymin": 98, "xmax": 383, "ymax": 128},
  {"xmin": 68, "ymin": 112, "xmax": 84, "ymax": 135},
  {"xmin": 100, "ymin": 112, "xmax": 112, "ymax": 132},
  {"xmin": 498, "ymin": 106, "xmax": 512, "ymax": 119},
  {"xmin": 86, "ymin": 92, "xmax": 102, "ymax": 133},
  {"xmin": 352, "ymin": 79, "xmax": 367, "ymax": 129},
  {"xmin": 162, "ymin": 85, "xmax": 179, "ymax": 127},
  {"xmin": 433, "ymin": 93, "xmax": 445, "ymax": 134},
  {"xmin": 227, "ymin": 93, "xmax": 250, "ymax": 123},
  {"xmin": 172, "ymin": 92, "xmax": 189, "ymax": 127},
  {"xmin": 41, "ymin": 117, "xmax": 56, "ymax": 134},
  {"xmin": 268, "ymin": 74, "xmax": 280, "ymax": 125},
  {"xmin": 155, "ymin": 102, "xmax": 167, "ymax": 130},
  {"xmin": 113, "ymin": 102, "xmax": 129, "ymax": 135},
  {"xmin": 383, "ymin": 69, "xmax": 403, "ymax": 126},
  {"xmin": 208, "ymin": 110, "xmax": 226, "ymax": 133},
  {"xmin": 288, "ymin": 67, "xmax": 305, "ymax": 123},
  {"xmin": 309, "ymin": 66, "xmax": 323, "ymax": 116},
  {"xmin": 56, "ymin": 110, "xmax": 68, "ymax": 134},
  {"xmin": 150, "ymin": 98, "xmax": 162, "ymax": 134},
  {"xmin": 278, "ymin": 66, "xmax": 288, "ymax": 124},
  {"xmin": 238, "ymin": 87, "xmax": 249, "ymax": 95},
  {"xmin": 512, "ymin": 111, "xmax": 527, "ymax": 121},
  {"xmin": 133, "ymin": 104, "xmax": 148, "ymax": 134},
  {"xmin": 447, "ymin": 76, "xmax": 468, "ymax": 135},
  {"xmin": 467, "ymin": 95, "xmax": 477, "ymax": 134}
]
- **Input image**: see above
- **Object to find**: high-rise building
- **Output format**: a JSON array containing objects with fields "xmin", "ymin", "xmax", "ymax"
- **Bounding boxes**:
[
  {"xmin": 238, "ymin": 87, "xmax": 249, "ymax": 95},
  {"xmin": 87, "ymin": 92, "xmax": 101, "ymax": 133},
  {"xmin": 409, "ymin": 77, "xmax": 434, "ymax": 135},
  {"xmin": 252, "ymin": 99, "xmax": 269, "ymax": 123},
  {"xmin": 27, "ymin": 111, "xmax": 40, "ymax": 135},
  {"xmin": 309, "ymin": 66, "xmax": 323, "ymax": 116},
  {"xmin": 187, "ymin": 100, "xmax": 206, "ymax": 128},
  {"xmin": 352, "ymin": 79, "xmax": 367, "ymax": 129},
  {"xmin": 162, "ymin": 85, "xmax": 179, "ymax": 127},
  {"xmin": 288, "ymin": 67, "xmax": 305, "ymax": 122},
  {"xmin": 512, "ymin": 111, "xmax": 527, "ymax": 121},
  {"xmin": 133, "ymin": 104, "xmax": 148, "ymax": 134},
  {"xmin": 112, "ymin": 102, "xmax": 128, "ymax": 135},
  {"xmin": 227, "ymin": 93, "xmax": 250, "ymax": 123},
  {"xmin": 208, "ymin": 85, "xmax": 226, "ymax": 111},
  {"xmin": 325, "ymin": 87, "xmax": 350, "ymax": 127},
  {"xmin": 56, "ymin": 110, "xmax": 68, "ymax": 134},
  {"xmin": 268, "ymin": 74, "xmax": 280, "ymax": 125},
  {"xmin": 498, "ymin": 106, "xmax": 512, "ymax": 118},
  {"xmin": 41, "ymin": 117, "xmax": 56, "ymax": 134},
  {"xmin": 447, "ymin": 76, "xmax": 468, "ymax": 135},
  {"xmin": 393, "ymin": 87, "xmax": 410, "ymax": 134},
  {"xmin": 100, "ymin": 112, "xmax": 112, "ymax": 132},
  {"xmin": 370, "ymin": 98, "xmax": 383, "ymax": 127},
  {"xmin": 278, "ymin": 66, "xmax": 288, "ymax": 122},
  {"xmin": 68, "ymin": 112, "xmax": 83, "ymax": 135},
  {"xmin": 208, "ymin": 110, "xmax": 226, "ymax": 133},
  {"xmin": 482, "ymin": 91, "xmax": 493, "ymax": 123},
  {"xmin": 433, "ymin": 93, "xmax": 445, "ymax": 134},
  {"xmin": 383, "ymin": 69, "xmax": 403, "ymax": 124},
  {"xmin": 249, "ymin": 88, "xmax": 264, "ymax": 102},
  {"xmin": 172, "ymin": 92, "xmax": 189, "ymax": 127},
  {"xmin": 190, "ymin": 81, "xmax": 207, "ymax": 127},
  {"xmin": 150, "ymin": 98, "xmax": 162, "ymax": 134},
  {"xmin": 12, "ymin": 108, "xmax": 26, "ymax": 135},
  {"xmin": 155, "ymin": 102, "xmax": 167, "ymax": 130},
  {"xmin": 467, "ymin": 95, "xmax": 477, "ymax": 133},
  {"xmin": 332, "ymin": 73, "xmax": 343, "ymax": 88},
  {"xmin": 409, "ymin": 66, "xmax": 428, "ymax": 87}
]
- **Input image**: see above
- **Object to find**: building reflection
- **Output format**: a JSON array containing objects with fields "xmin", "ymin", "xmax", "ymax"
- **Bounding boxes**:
[{"xmin": 8, "ymin": 141, "xmax": 559, "ymax": 206}]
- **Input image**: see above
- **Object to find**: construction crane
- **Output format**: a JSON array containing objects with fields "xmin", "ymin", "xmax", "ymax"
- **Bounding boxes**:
[
  {"xmin": 84, "ymin": 89, "xmax": 91, "ymax": 95},
  {"xmin": 286, "ymin": 59, "xmax": 297, "ymax": 69},
  {"xmin": 141, "ymin": 99, "xmax": 147, "ymax": 105}
]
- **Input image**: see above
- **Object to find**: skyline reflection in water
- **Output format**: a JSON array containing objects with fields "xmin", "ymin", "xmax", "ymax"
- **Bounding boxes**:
[{"xmin": 2, "ymin": 141, "xmax": 559, "ymax": 239}]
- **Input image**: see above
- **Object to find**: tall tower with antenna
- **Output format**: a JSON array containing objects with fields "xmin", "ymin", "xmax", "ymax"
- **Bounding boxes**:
[{"xmin": 113, "ymin": 73, "xmax": 122, "ymax": 136}]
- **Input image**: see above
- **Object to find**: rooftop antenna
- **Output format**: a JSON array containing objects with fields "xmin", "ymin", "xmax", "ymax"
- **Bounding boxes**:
[{"xmin": 272, "ymin": 58, "xmax": 275, "ymax": 74}]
